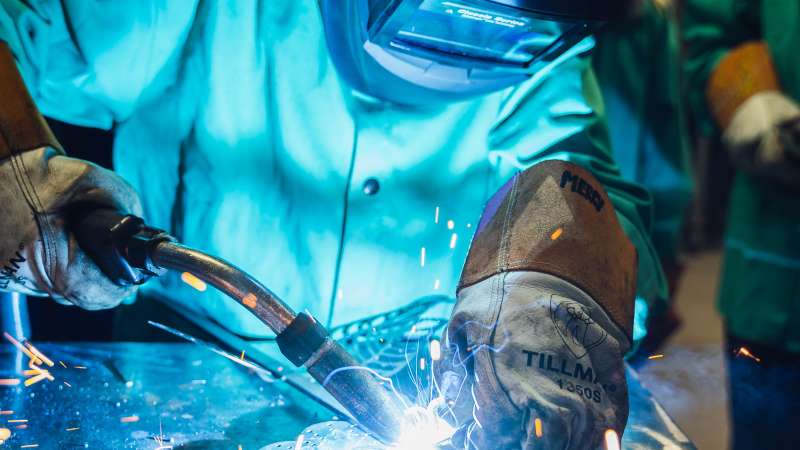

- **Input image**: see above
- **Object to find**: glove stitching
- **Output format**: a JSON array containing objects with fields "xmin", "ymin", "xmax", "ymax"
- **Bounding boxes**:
[
  {"xmin": 9, "ymin": 151, "xmax": 59, "ymax": 297},
  {"xmin": 488, "ymin": 272, "xmax": 525, "ymax": 431},
  {"xmin": 15, "ymin": 154, "xmax": 57, "ymax": 286},
  {"xmin": 7, "ymin": 153, "xmax": 42, "ymax": 286},
  {"xmin": 497, "ymin": 174, "xmax": 520, "ymax": 274}
]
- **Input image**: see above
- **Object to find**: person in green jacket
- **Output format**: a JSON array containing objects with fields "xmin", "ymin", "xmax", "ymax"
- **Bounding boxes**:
[
  {"xmin": 593, "ymin": 0, "xmax": 694, "ymax": 358},
  {"xmin": 684, "ymin": 1, "xmax": 800, "ymax": 448}
]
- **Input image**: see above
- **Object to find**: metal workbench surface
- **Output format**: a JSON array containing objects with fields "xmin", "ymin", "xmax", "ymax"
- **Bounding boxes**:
[{"xmin": 0, "ymin": 342, "xmax": 695, "ymax": 449}]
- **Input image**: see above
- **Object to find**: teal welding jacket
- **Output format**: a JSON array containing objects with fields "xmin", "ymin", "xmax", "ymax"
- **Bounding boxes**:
[{"xmin": 0, "ymin": 0, "xmax": 666, "ymax": 338}]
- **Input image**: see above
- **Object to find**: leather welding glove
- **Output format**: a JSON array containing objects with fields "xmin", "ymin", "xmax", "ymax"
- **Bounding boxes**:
[
  {"xmin": 707, "ymin": 42, "xmax": 800, "ymax": 190},
  {"xmin": 0, "ymin": 42, "xmax": 142, "ymax": 309},
  {"xmin": 438, "ymin": 161, "xmax": 636, "ymax": 450}
]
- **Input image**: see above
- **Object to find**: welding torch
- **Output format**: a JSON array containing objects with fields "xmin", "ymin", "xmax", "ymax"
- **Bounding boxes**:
[{"xmin": 68, "ymin": 208, "xmax": 406, "ymax": 443}]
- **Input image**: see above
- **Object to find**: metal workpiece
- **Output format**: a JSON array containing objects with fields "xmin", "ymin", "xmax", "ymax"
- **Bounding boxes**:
[
  {"xmin": 305, "ymin": 339, "xmax": 406, "ymax": 443},
  {"xmin": 0, "ymin": 343, "xmax": 329, "ymax": 449},
  {"xmin": 0, "ymin": 342, "xmax": 696, "ymax": 449},
  {"xmin": 150, "ymin": 241, "xmax": 297, "ymax": 335}
]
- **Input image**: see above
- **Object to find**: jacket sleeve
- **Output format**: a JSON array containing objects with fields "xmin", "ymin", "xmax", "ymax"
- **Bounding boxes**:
[
  {"xmin": 0, "ymin": 0, "xmax": 199, "ymax": 129},
  {"xmin": 593, "ymin": 1, "xmax": 693, "ymax": 265},
  {"xmin": 489, "ymin": 39, "xmax": 669, "ymax": 326},
  {"xmin": 643, "ymin": 5, "xmax": 693, "ymax": 264},
  {"xmin": 683, "ymin": 0, "xmax": 758, "ymax": 134}
]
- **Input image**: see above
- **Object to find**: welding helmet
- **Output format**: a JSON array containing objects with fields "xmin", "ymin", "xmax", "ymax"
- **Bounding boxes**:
[{"xmin": 320, "ymin": 0, "xmax": 639, "ymax": 104}]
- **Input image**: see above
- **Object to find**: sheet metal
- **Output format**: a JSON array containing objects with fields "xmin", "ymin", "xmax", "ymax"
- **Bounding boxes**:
[{"xmin": 0, "ymin": 341, "xmax": 694, "ymax": 449}]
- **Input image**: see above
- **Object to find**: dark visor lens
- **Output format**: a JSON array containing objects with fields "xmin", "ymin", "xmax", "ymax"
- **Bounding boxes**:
[{"xmin": 370, "ymin": 0, "xmax": 581, "ymax": 67}]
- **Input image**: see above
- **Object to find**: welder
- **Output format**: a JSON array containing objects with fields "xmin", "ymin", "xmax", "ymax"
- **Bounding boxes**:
[
  {"xmin": 0, "ymin": 1, "xmax": 665, "ymax": 448},
  {"xmin": 684, "ymin": 1, "xmax": 800, "ymax": 449}
]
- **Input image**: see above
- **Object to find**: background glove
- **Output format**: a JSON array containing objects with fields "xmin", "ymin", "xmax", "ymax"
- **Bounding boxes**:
[
  {"xmin": 722, "ymin": 91, "xmax": 800, "ymax": 189},
  {"xmin": 705, "ymin": 41, "xmax": 800, "ymax": 189},
  {"xmin": 0, "ymin": 147, "xmax": 142, "ymax": 309}
]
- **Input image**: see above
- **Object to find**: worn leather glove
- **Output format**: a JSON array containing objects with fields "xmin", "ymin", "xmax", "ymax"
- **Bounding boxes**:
[
  {"xmin": 0, "ymin": 41, "xmax": 141, "ymax": 309},
  {"xmin": 438, "ymin": 161, "xmax": 636, "ymax": 450},
  {"xmin": 0, "ymin": 148, "xmax": 143, "ymax": 309},
  {"xmin": 707, "ymin": 42, "xmax": 800, "ymax": 189}
]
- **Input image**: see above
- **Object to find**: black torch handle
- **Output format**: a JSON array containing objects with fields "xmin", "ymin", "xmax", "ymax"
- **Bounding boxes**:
[{"xmin": 68, "ymin": 206, "xmax": 171, "ymax": 286}]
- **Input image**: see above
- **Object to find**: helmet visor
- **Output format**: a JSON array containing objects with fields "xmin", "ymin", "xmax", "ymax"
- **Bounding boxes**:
[{"xmin": 368, "ymin": 0, "xmax": 593, "ymax": 70}]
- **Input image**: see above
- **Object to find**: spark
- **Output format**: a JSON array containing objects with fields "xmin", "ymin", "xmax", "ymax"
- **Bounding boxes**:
[
  {"xmin": 63, "ymin": 381, "xmax": 72, "ymax": 388},
  {"xmin": 0, "ymin": 379, "xmax": 20, "ymax": 386},
  {"xmin": 20, "ymin": 444, "xmax": 38, "ymax": 448},
  {"xmin": 449, "ymin": 233, "xmax": 458, "ymax": 249},
  {"xmin": 59, "ymin": 361, "xmax": 67, "ymax": 368},
  {"xmin": 420, "ymin": 247, "xmax": 426, "ymax": 267},
  {"xmin": 24, "ymin": 341, "xmax": 53, "ymax": 367},
  {"xmin": 15, "ymin": 424, "xmax": 26, "ymax": 429},
  {"xmin": 550, "ymin": 227, "xmax": 563, "ymax": 240},
  {"xmin": 21, "ymin": 358, "xmax": 53, "ymax": 386},
  {"xmin": 8, "ymin": 420, "xmax": 26, "ymax": 423},
  {"xmin": 294, "ymin": 434, "xmax": 305, "ymax": 450},
  {"xmin": 434, "ymin": 207, "xmax": 440, "ymax": 224},
  {"xmin": 648, "ymin": 354, "xmax": 665, "ymax": 360},
  {"xmin": 466, "ymin": 223, "xmax": 472, "ymax": 228},
  {"xmin": 419, "ymin": 358, "xmax": 426, "ymax": 371},
  {"xmin": 429, "ymin": 340, "xmax": 441, "ymax": 361},
  {"xmin": 534, "ymin": 418, "xmax": 543, "ymax": 438},
  {"xmin": 27, "ymin": 360, "xmax": 53, "ymax": 381},
  {"xmin": 433, "ymin": 279, "xmax": 440, "ymax": 290},
  {"xmin": 447, "ymin": 220, "xmax": 455, "ymax": 230},
  {"xmin": 240, "ymin": 350, "xmax": 246, "ymax": 361},
  {"xmin": 22, "ymin": 374, "xmax": 47, "ymax": 387},
  {"xmin": 153, "ymin": 421, "xmax": 172, "ymax": 450},
  {"xmin": 65, "ymin": 427, "xmax": 79, "ymax": 431},
  {"xmin": 180, "ymin": 272, "xmax": 207, "ymax": 292},
  {"xmin": 604, "ymin": 429, "xmax": 620, "ymax": 450},
  {"xmin": 120, "ymin": 416, "xmax": 140, "ymax": 423},
  {"xmin": 242, "ymin": 293, "xmax": 257, "ymax": 309},
  {"xmin": 74, "ymin": 366, "xmax": 87, "ymax": 370},
  {"xmin": 735, "ymin": 347, "xmax": 761, "ymax": 363},
  {"xmin": 2, "ymin": 335, "xmax": 57, "ymax": 385},
  {"xmin": 0, "ymin": 411, "xmax": 12, "ymax": 415},
  {"xmin": 3, "ymin": 332, "xmax": 41, "ymax": 365}
]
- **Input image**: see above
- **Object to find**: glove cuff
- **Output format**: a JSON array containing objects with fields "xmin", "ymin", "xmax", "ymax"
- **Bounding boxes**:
[
  {"xmin": 0, "ymin": 41, "xmax": 63, "ymax": 159},
  {"xmin": 706, "ymin": 41, "xmax": 781, "ymax": 130},
  {"xmin": 458, "ymin": 160, "xmax": 637, "ymax": 342}
]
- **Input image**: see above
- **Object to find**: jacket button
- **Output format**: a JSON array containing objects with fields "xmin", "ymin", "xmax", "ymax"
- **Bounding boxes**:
[{"xmin": 362, "ymin": 178, "xmax": 380, "ymax": 196}]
